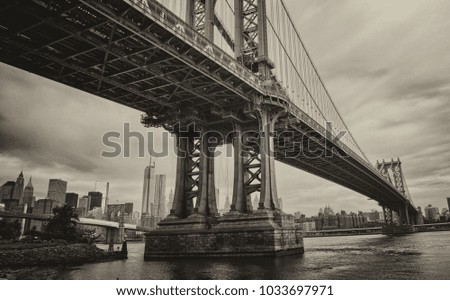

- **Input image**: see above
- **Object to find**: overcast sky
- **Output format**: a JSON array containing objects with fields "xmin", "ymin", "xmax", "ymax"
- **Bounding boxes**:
[{"xmin": 1, "ymin": 0, "xmax": 449, "ymax": 216}]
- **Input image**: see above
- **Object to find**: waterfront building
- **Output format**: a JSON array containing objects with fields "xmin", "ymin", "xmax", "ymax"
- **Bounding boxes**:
[
  {"xmin": 323, "ymin": 204, "xmax": 334, "ymax": 216},
  {"xmin": 300, "ymin": 220, "xmax": 316, "ymax": 232},
  {"xmin": 87, "ymin": 207, "xmax": 103, "ymax": 220},
  {"xmin": 132, "ymin": 211, "xmax": 141, "ymax": 222},
  {"xmin": 78, "ymin": 195, "xmax": 90, "ymax": 215},
  {"xmin": 124, "ymin": 202, "xmax": 134, "ymax": 215},
  {"xmin": 65, "ymin": 192, "xmax": 78, "ymax": 208},
  {"xmin": 424, "ymin": 205, "xmax": 440, "ymax": 221},
  {"xmin": 47, "ymin": 179, "xmax": 67, "ymax": 204},
  {"xmin": 88, "ymin": 191, "xmax": 103, "ymax": 210},
  {"xmin": 30, "ymin": 198, "xmax": 59, "ymax": 230},
  {"xmin": 0, "ymin": 181, "xmax": 16, "ymax": 203},
  {"xmin": 0, "ymin": 172, "xmax": 25, "ymax": 205}
]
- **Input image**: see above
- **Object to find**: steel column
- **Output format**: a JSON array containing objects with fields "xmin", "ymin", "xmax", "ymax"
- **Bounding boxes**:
[
  {"xmin": 197, "ymin": 130, "xmax": 218, "ymax": 216},
  {"xmin": 231, "ymin": 123, "xmax": 256, "ymax": 213},
  {"xmin": 257, "ymin": 108, "xmax": 281, "ymax": 210},
  {"xmin": 383, "ymin": 206, "xmax": 394, "ymax": 226},
  {"xmin": 171, "ymin": 133, "xmax": 198, "ymax": 218}
]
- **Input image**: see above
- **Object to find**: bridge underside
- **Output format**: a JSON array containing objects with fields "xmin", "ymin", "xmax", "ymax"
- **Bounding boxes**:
[{"xmin": 0, "ymin": 0, "xmax": 418, "ymax": 255}]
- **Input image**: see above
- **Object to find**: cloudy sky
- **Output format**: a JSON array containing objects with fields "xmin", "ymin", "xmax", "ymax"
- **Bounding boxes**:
[{"xmin": 1, "ymin": 0, "xmax": 449, "ymax": 216}]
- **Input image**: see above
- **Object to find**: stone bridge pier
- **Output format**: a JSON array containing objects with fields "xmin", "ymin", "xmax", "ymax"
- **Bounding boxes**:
[
  {"xmin": 105, "ymin": 227, "xmax": 125, "ymax": 244},
  {"xmin": 144, "ymin": 105, "xmax": 304, "ymax": 259},
  {"xmin": 381, "ymin": 204, "xmax": 417, "ymax": 235}
]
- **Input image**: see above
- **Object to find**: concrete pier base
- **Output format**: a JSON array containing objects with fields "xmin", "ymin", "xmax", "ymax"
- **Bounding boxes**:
[
  {"xmin": 144, "ymin": 210, "xmax": 304, "ymax": 259},
  {"xmin": 382, "ymin": 224, "xmax": 417, "ymax": 235},
  {"xmin": 105, "ymin": 227, "xmax": 125, "ymax": 244}
]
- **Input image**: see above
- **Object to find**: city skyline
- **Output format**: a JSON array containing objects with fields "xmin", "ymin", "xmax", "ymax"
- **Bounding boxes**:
[{"xmin": 1, "ymin": 0, "xmax": 450, "ymax": 216}]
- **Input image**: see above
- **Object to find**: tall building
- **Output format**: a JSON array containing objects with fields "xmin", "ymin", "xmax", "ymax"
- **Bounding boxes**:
[
  {"xmin": 12, "ymin": 172, "xmax": 25, "ymax": 204},
  {"xmin": 124, "ymin": 202, "xmax": 134, "ymax": 215},
  {"xmin": 30, "ymin": 199, "xmax": 59, "ymax": 230},
  {"xmin": 168, "ymin": 189, "xmax": 174, "ymax": 212},
  {"xmin": 77, "ymin": 195, "xmax": 90, "ymax": 216},
  {"xmin": 23, "ymin": 177, "xmax": 35, "ymax": 208},
  {"xmin": 0, "ymin": 181, "xmax": 15, "ymax": 202},
  {"xmin": 447, "ymin": 198, "xmax": 450, "ymax": 211},
  {"xmin": 224, "ymin": 195, "xmax": 231, "ymax": 211},
  {"xmin": 323, "ymin": 204, "xmax": 334, "ymax": 216},
  {"xmin": 252, "ymin": 195, "xmax": 259, "ymax": 210},
  {"xmin": 278, "ymin": 197, "xmax": 283, "ymax": 211},
  {"xmin": 65, "ymin": 192, "xmax": 78, "ymax": 208},
  {"xmin": 154, "ymin": 174, "xmax": 166, "ymax": 218},
  {"xmin": 141, "ymin": 160, "xmax": 156, "ymax": 215},
  {"xmin": 47, "ymin": 179, "xmax": 67, "ymax": 204},
  {"xmin": 424, "ymin": 205, "xmax": 440, "ymax": 221},
  {"xmin": 215, "ymin": 188, "xmax": 220, "ymax": 210},
  {"xmin": 88, "ymin": 191, "xmax": 103, "ymax": 210}
]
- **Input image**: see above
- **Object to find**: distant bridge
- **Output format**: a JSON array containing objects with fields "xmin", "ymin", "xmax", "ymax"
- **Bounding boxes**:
[{"xmin": 0, "ymin": 210, "xmax": 152, "ymax": 232}]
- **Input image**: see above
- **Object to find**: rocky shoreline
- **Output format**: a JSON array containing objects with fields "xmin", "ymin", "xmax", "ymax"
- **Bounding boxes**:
[{"xmin": 0, "ymin": 243, "xmax": 127, "ymax": 279}]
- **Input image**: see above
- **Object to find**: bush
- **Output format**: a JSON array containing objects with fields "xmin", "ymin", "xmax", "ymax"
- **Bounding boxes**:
[
  {"xmin": 42, "ymin": 205, "xmax": 80, "ymax": 242},
  {"xmin": 0, "ymin": 219, "xmax": 21, "ymax": 240}
]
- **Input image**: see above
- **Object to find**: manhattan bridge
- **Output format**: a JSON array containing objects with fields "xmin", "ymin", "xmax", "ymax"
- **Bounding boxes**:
[{"xmin": 0, "ymin": 0, "xmax": 420, "ymax": 257}]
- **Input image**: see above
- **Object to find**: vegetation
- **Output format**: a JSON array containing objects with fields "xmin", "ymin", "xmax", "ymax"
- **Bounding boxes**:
[
  {"xmin": 0, "ymin": 219, "xmax": 21, "ymax": 240},
  {"xmin": 42, "ymin": 204, "xmax": 80, "ymax": 242}
]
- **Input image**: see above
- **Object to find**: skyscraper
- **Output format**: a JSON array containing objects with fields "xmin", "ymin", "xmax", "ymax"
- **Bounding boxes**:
[
  {"xmin": 47, "ymin": 179, "xmax": 67, "ymax": 204},
  {"xmin": 12, "ymin": 172, "xmax": 25, "ymax": 204},
  {"xmin": 141, "ymin": 160, "xmax": 156, "ymax": 215},
  {"xmin": 77, "ymin": 195, "xmax": 90, "ymax": 216},
  {"xmin": 424, "ymin": 205, "xmax": 440, "ymax": 221},
  {"xmin": 154, "ymin": 175, "xmax": 166, "ymax": 218},
  {"xmin": 65, "ymin": 192, "xmax": 79, "ymax": 208},
  {"xmin": 168, "ymin": 189, "xmax": 174, "ymax": 212},
  {"xmin": 88, "ymin": 191, "xmax": 103, "ymax": 210},
  {"xmin": 0, "ymin": 181, "xmax": 15, "ymax": 202},
  {"xmin": 124, "ymin": 202, "xmax": 134, "ymax": 215},
  {"xmin": 23, "ymin": 177, "xmax": 35, "ymax": 208},
  {"xmin": 224, "ymin": 195, "xmax": 231, "ymax": 211},
  {"xmin": 278, "ymin": 197, "xmax": 283, "ymax": 211},
  {"xmin": 447, "ymin": 198, "xmax": 450, "ymax": 211},
  {"xmin": 215, "ymin": 188, "xmax": 220, "ymax": 210}
]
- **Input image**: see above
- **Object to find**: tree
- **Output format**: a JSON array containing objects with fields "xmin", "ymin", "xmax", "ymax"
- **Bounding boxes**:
[
  {"xmin": 0, "ymin": 219, "xmax": 21, "ymax": 240},
  {"xmin": 42, "ymin": 204, "xmax": 80, "ymax": 242}
]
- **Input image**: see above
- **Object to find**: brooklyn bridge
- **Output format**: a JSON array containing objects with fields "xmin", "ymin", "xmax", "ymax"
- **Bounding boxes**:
[{"xmin": 0, "ymin": 0, "xmax": 421, "ymax": 257}]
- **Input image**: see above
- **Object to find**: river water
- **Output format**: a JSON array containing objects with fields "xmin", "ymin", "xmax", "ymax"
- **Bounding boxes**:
[{"xmin": 62, "ymin": 231, "xmax": 450, "ymax": 280}]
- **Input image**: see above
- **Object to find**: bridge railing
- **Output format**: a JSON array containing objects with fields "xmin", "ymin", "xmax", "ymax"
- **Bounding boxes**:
[
  {"xmin": 125, "ymin": 0, "xmax": 269, "ymax": 95},
  {"xmin": 286, "ymin": 103, "xmax": 411, "ymax": 203}
]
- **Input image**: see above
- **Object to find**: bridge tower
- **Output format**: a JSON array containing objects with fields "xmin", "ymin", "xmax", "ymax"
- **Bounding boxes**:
[
  {"xmin": 144, "ymin": 0, "xmax": 302, "ymax": 258},
  {"xmin": 377, "ymin": 158, "xmax": 418, "ymax": 234}
]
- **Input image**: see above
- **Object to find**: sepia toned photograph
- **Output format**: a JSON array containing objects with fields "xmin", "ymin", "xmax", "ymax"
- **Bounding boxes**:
[{"xmin": 0, "ymin": 0, "xmax": 449, "ymax": 282}]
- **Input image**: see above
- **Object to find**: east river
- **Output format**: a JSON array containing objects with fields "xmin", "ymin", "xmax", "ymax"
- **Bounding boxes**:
[{"xmin": 61, "ymin": 231, "xmax": 450, "ymax": 280}]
